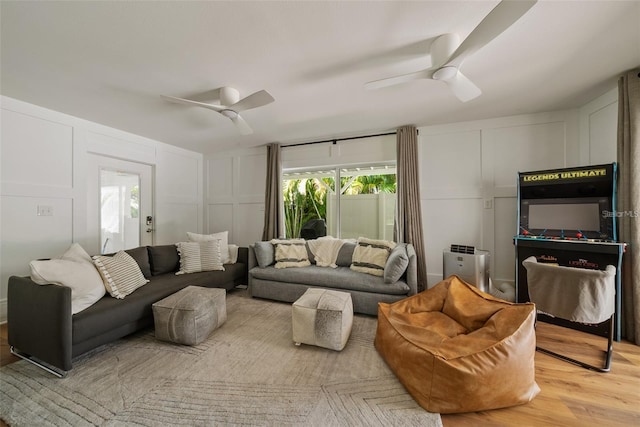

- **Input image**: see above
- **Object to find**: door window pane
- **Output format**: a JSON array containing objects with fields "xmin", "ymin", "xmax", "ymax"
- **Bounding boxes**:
[{"xmin": 100, "ymin": 169, "xmax": 140, "ymax": 253}]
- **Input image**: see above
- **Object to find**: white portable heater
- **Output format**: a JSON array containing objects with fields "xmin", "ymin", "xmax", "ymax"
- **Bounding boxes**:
[{"xmin": 443, "ymin": 244, "xmax": 490, "ymax": 293}]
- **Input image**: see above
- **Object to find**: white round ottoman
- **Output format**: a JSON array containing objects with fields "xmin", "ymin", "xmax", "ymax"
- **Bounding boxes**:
[
  {"xmin": 152, "ymin": 286, "xmax": 226, "ymax": 345},
  {"xmin": 292, "ymin": 288, "xmax": 353, "ymax": 351}
]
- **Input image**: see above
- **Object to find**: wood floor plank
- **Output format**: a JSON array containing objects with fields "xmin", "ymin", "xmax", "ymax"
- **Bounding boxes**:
[{"xmin": 442, "ymin": 322, "xmax": 640, "ymax": 427}]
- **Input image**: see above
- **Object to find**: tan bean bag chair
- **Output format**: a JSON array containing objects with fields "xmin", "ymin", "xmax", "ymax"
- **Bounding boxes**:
[{"xmin": 375, "ymin": 275, "xmax": 540, "ymax": 414}]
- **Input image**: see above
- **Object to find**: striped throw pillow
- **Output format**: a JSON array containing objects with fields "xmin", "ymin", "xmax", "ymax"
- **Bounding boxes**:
[
  {"xmin": 176, "ymin": 240, "xmax": 225, "ymax": 275},
  {"xmin": 93, "ymin": 251, "xmax": 150, "ymax": 299},
  {"xmin": 271, "ymin": 239, "xmax": 310, "ymax": 269},
  {"xmin": 350, "ymin": 237, "xmax": 397, "ymax": 277}
]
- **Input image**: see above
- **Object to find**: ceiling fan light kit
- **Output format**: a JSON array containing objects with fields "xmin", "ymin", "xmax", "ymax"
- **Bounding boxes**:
[
  {"xmin": 161, "ymin": 86, "xmax": 275, "ymax": 135},
  {"xmin": 365, "ymin": 0, "xmax": 537, "ymax": 102}
]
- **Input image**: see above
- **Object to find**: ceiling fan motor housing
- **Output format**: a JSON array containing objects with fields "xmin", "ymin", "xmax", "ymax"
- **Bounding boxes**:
[
  {"xmin": 219, "ymin": 86, "xmax": 240, "ymax": 106},
  {"xmin": 431, "ymin": 33, "xmax": 460, "ymax": 67}
]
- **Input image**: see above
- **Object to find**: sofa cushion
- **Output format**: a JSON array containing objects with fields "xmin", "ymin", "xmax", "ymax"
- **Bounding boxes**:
[
  {"xmin": 92, "ymin": 251, "xmax": 150, "ymax": 299},
  {"xmin": 250, "ymin": 265, "xmax": 410, "ymax": 295},
  {"xmin": 335, "ymin": 242, "xmax": 356, "ymax": 267},
  {"xmin": 125, "ymin": 246, "xmax": 152, "ymax": 279},
  {"xmin": 72, "ymin": 263, "xmax": 247, "ymax": 345},
  {"xmin": 29, "ymin": 243, "xmax": 106, "ymax": 314},
  {"xmin": 254, "ymin": 241, "xmax": 275, "ymax": 268},
  {"xmin": 148, "ymin": 245, "xmax": 180, "ymax": 275},
  {"xmin": 176, "ymin": 241, "xmax": 225, "ymax": 274},
  {"xmin": 384, "ymin": 244, "xmax": 409, "ymax": 284},
  {"xmin": 351, "ymin": 238, "xmax": 396, "ymax": 276},
  {"xmin": 271, "ymin": 239, "xmax": 311, "ymax": 268},
  {"xmin": 101, "ymin": 246, "xmax": 152, "ymax": 279},
  {"xmin": 187, "ymin": 231, "xmax": 230, "ymax": 264}
]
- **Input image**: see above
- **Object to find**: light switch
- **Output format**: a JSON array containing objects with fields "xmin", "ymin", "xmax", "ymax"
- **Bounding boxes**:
[
  {"xmin": 37, "ymin": 205, "xmax": 53, "ymax": 216},
  {"xmin": 483, "ymin": 199, "xmax": 493, "ymax": 209}
]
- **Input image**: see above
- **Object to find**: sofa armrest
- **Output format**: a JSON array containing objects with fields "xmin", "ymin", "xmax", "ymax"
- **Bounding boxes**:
[
  {"xmin": 8, "ymin": 276, "xmax": 73, "ymax": 372},
  {"xmin": 405, "ymin": 244, "xmax": 418, "ymax": 295},
  {"xmin": 237, "ymin": 246, "xmax": 248, "ymax": 265},
  {"xmin": 248, "ymin": 244, "xmax": 258, "ymax": 270}
]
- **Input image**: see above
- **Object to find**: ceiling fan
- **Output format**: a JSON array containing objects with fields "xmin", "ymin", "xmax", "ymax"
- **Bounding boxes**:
[
  {"xmin": 161, "ymin": 87, "xmax": 275, "ymax": 135},
  {"xmin": 365, "ymin": 0, "xmax": 537, "ymax": 102}
]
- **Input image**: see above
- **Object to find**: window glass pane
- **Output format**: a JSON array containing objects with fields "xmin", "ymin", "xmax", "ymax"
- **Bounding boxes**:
[
  {"xmin": 339, "ymin": 165, "xmax": 396, "ymax": 240},
  {"xmin": 282, "ymin": 164, "xmax": 396, "ymax": 240},
  {"xmin": 282, "ymin": 170, "xmax": 336, "ymax": 239},
  {"xmin": 100, "ymin": 169, "xmax": 140, "ymax": 253}
]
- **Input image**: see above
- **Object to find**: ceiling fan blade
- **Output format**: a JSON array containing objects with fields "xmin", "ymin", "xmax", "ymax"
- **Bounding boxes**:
[
  {"xmin": 161, "ymin": 95, "xmax": 224, "ymax": 112},
  {"xmin": 365, "ymin": 69, "xmax": 433, "ymax": 90},
  {"xmin": 231, "ymin": 90, "xmax": 275, "ymax": 113},
  {"xmin": 446, "ymin": 0, "xmax": 537, "ymax": 67},
  {"xmin": 443, "ymin": 71, "xmax": 482, "ymax": 102},
  {"xmin": 230, "ymin": 114, "xmax": 253, "ymax": 135}
]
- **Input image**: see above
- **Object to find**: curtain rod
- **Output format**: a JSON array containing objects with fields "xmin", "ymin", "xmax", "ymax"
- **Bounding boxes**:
[{"xmin": 282, "ymin": 131, "xmax": 399, "ymax": 149}]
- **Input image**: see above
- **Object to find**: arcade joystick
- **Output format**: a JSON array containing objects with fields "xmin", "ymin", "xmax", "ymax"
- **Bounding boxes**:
[{"xmin": 576, "ymin": 232, "xmax": 583, "ymax": 239}]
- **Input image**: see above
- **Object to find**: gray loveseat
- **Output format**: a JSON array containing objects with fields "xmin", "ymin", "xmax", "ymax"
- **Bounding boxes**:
[
  {"xmin": 7, "ymin": 245, "xmax": 248, "ymax": 376},
  {"xmin": 248, "ymin": 241, "xmax": 417, "ymax": 315}
]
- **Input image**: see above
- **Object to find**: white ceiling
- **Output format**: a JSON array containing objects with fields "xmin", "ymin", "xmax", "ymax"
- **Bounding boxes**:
[{"xmin": 1, "ymin": 1, "xmax": 639, "ymax": 154}]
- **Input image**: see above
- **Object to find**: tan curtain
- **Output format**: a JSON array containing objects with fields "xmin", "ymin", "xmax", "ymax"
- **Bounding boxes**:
[
  {"xmin": 395, "ymin": 125, "xmax": 428, "ymax": 292},
  {"xmin": 262, "ymin": 143, "xmax": 283, "ymax": 240},
  {"xmin": 617, "ymin": 69, "xmax": 640, "ymax": 345}
]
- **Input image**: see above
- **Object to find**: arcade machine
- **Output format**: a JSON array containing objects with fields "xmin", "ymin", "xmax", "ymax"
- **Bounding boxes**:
[{"xmin": 514, "ymin": 163, "xmax": 626, "ymax": 340}]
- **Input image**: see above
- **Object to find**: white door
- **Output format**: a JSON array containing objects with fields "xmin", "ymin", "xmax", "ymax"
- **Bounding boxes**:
[{"xmin": 87, "ymin": 155, "xmax": 153, "ymax": 254}]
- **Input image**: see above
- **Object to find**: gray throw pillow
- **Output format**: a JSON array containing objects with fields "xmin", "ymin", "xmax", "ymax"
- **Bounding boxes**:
[
  {"xmin": 254, "ymin": 241, "xmax": 275, "ymax": 268},
  {"xmin": 148, "ymin": 245, "xmax": 180, "ymax": 275},
  {"xmin": 384, "ymin": 244, "xmax": 409, "ymax": 284},
  {"xmin": 335, "ymin": 242, "xmax": 356, "ymax": 267},
  {"xmin": 125, "ymin": 246, "xmax": 152, "ymax": 279}
]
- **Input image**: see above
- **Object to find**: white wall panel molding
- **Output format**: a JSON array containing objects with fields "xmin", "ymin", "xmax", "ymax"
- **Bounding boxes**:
[
  {"xmin": 578, "ymin": 87, "xmax": 618, "ymax": 165},
  {"xmin": 85, "ymin": 131, "xmax": 156, "ymax": 164},
  {"xmin": 418, "ymin": 110, "xmax": 581, "ymax": 288},
  {"xmin": 419, "ymin": 110, "xmax": 577, "ymax": 136},
  {"xmin": 0, "ymin": 96, "xmax": 204, "ymax": 322},
  {"xmin": 204, "ymin": 146, "xmax": 267, "ymax": 247},
  {"xmin": 1, "ymin": 108, "xmax": 73, "ymax": 190}
]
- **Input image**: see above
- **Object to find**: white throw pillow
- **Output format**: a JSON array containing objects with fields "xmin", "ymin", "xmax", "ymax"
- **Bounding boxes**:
[
  {"xmin": 351, "ymin": 237, "xmax": 396, "ymax": 277},
  {"xmin": 187, "ymin": 231, "xmax": 231, "ymax": 264},
  {"xmin": 30, "ymin": 243, "xmax": 106, "ymax": 314},
  {"xmin": 176, "ymin": 240, "xmax": 225, "ymax": 274},
  {"xmin": 228, "ymin": 244, "xmax": 239, "ymax": 264},
  {"xmin": 271, "ymin": 239, "xmax": 311, "ymax": 269},
  {"xmin": 92, "ymin": 251, "xmax": 150, "ymax": 299}
]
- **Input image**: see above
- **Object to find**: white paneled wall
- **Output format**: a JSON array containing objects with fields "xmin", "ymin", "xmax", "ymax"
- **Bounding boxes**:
[
  {"xmin": 0, "ymin": 96, "xmax": 203, "ymax": 322},
  {"xmin": 205, "ymin": 147, "xmax": 267, "ymax": 247},
  {"xmin": 1, "ymin": 87, "xmax": 616, "ymax": 321},
  {"xmin": 579, "ymin": 88, "xmax": 618, "ymax": 165},
  {"xmin": 155, "ymin": 147, "xmax": 204, "ymax": 245},
  {"xmin": 419, "ymin": 111, "xmax": 581, "ymax": 288},
  {"xmin": 204, "ymin": 134, "xmax": 396, "ymax": 247}
]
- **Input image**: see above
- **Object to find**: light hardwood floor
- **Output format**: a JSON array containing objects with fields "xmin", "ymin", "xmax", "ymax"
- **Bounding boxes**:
[{"xmin": 2, "ymin": 322, "xmax": 639, "ymax": 426}]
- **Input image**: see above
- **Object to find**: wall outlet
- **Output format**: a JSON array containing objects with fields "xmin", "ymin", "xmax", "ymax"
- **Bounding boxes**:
[
  {"xmin": 483, "ymin": 199, "xmax": 493, "ymax": 209},
  {"xmin": 37, "ymin": 205, "xmax": 53, "ymax": 216}
]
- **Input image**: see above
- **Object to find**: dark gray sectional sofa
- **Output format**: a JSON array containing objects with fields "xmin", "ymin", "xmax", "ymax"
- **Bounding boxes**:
[
  {"xmin": 7, "ymin": 245, "xmax": 248, "ymax": 376},
  {"xmin": 248, "ymin": 241, "xmax": 417, "ymax": 315}
]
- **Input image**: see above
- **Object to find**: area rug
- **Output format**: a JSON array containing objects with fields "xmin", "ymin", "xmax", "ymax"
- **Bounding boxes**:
[{"xmin": 0, "ymin": 290, "xmax": 442, "ymax": 426}]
